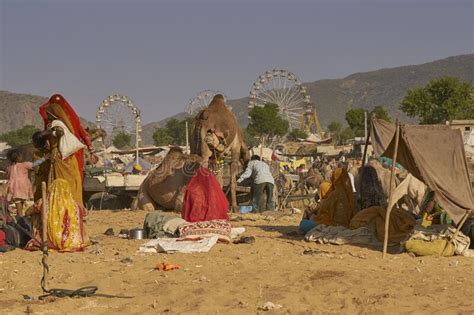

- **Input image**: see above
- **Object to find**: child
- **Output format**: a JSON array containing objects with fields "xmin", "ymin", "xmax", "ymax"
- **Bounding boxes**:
[
  {"xmin": 32, "ymin": 131, "xmax": 51, "ymax": 202},
  {"xmin": 6, "ymin": 149, "xmax": 48, "ymax": 216}
]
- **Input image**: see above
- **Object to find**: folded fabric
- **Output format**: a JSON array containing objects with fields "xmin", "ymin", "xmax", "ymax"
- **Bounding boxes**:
[
  {"xmin": 163, "ymin": 217, "xmax": 187, "ymax": 236},
  {"xmin": 138, "ymin": 239, "xmax": 162, "ymax": 253},
  {"xmin": 144, "ymin": 212, "xmax": 185, "ymax": 238},
  {"xmin": 350, "ymin": 206, "xmax": 416, "ymax": 244},
  {"xmin": 156, "ymin": 236, "xmax": 219, "ymax": 253},
  {"xmin": 305, "ymin": 224, "xmax": 380, "ymax": 246},
  {"xmin": 179, "ymin": 220, "xmax": 232, "ymax": 243},
  {"xmin": 230, "ymin": 227, "xmax": 246, "ymax": 239}
]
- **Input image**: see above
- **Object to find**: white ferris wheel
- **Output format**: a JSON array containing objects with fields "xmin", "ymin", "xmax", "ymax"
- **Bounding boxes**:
[
  {"xmin": 96, "ymin": 94, "xmax": 142, "ymax": 147},
  {"xmin": 186, "ymin": 90, "xmax": 227, "ymax": 115},
  {"xmin": 248, "ymin": 69, "xmax": 311, "ymax": 129}
]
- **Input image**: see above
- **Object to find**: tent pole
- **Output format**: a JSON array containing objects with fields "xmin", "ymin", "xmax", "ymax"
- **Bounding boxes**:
[
  {"xmin": 452, "ymin": 211, "xmax": 470, "ymax": 240},
  {"xmin": 185, "ymin": 121, "xmax": 190, "ymax": 154},
  {"xmin": 41, "ymin": 181, "xmax": 48, "ymax": 292},
  {"xmin": 382, "ymin": 119, "xmax": 400, "ymax": 259},
  {"xmin": 362, "ymin": 117, "xmax": 371, "ymax": 165}
]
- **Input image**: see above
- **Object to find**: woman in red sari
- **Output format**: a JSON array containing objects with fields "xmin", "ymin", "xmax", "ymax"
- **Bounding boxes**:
[
  {"xmin": 38, "ymin": 94, "xmax": 97, "ymax": 206},
  {"xmin": 26, "ymin": 94, "xmax": 96, "ymax": 251}
]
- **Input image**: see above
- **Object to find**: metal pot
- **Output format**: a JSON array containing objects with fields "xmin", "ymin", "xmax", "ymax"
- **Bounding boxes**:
[{"xmin": 128, "ymin": 228, "xmax": 146, "ymax": 240}]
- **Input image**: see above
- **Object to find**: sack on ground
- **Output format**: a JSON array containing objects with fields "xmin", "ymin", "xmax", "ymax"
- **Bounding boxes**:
[{"xmin": 404, "ymin": 239, "xmax": 455, "ymax": 257}]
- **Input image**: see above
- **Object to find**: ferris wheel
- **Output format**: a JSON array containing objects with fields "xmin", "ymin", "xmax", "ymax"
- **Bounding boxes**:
[
  {"xmin": 248, "ymin": 69, "xmax": 311, "ymax": 129},
  {"xmin": 96, "ymin": 94, "xmax": 142, "ymax": 146},
  {"xmin": 186, "ymin": 90, "xmax": 227, "ymax": 115}
]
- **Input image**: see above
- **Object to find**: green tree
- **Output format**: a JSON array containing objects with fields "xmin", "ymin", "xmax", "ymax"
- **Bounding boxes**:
[
  {"xmin": 152, "ymin": 128, "xmax": 173, "ymax": 146},
  {"xmin": 345, "ymin": 108, "xmax": 366, "ymax": 136},
  {"xmin": 327, "ymin": 121, "xmax": 343, "ymax": 145},
  {"xmin": 165, "ymin": 118, "xmax": 186, "ymax": 145},
  {"xmin": 242, "ymin": 129, "xmax": 260, "ymax": 147},
  {"xmin": 287, "ymin": 128, "xmax": 308, "ymax": 141},
  {"xmin": 370, "ymin": 106, "xmax": 391, "ymax": 122},
  {"xmin": 152, "ymin": 118, "xmax": 192, "ymax": 146},
  {"xmin": 400, "ymin": 77, "xmax": 474, "ymax": 124},
  {"xmin": 247, "ymin": 103, "xmax": 289, "ymax": 140},
  {"xmin": 340, "ymin": 127, "xmax": 356, "ymax": 145},
  {"xmin": 112, "ymin": 132, "xmax": 131, "ymax": 149},
  {"xmin": 0, "ymin": 125, "xmax": 39, "ymax": 147}
]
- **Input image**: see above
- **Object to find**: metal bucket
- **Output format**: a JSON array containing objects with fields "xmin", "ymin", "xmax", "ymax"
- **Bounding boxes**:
[{"xmin": 128, "ymin": 228, "xmax": 146, "ymax": 240}]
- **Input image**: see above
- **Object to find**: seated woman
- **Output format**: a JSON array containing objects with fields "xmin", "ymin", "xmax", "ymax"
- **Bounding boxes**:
[
  {"xmin": 25, "ymin": 179, "xmax": 89, "ymax": 252},
  {"xmin": 300, "ymin": 181, "xmax": 332, "ymax": 233},
  {"xmin": 312, "ymin": 168, "xmax": 356, "ymax": 227},
  {"xmin": 420, "ymin": 191, "xmax": 452, "ymax": 227},
  {"xmin": 182, "ymin": 167, "xmax": 229, "ymax": 222}
]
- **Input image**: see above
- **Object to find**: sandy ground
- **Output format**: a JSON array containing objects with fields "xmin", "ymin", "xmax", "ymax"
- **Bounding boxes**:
[{"xmin": 1, "ymin": 210, "xmax": 473, "ymax": 314}]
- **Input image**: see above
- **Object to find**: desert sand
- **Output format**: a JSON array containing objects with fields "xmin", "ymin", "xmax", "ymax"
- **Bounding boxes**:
[{"xmin": 1, "ymin": 210, "xmax": 473, "ymax": 314}]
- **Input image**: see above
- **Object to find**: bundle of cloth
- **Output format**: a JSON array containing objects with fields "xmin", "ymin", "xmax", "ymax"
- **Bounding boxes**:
[{"xmin": 350, "ymin": 205, "xmax": 416, "ymax": 244}]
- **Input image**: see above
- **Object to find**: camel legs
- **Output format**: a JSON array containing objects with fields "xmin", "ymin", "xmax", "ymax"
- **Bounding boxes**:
[{"xmin": 230, "ymin": 159, "xmax": 239, "ymax": 212}]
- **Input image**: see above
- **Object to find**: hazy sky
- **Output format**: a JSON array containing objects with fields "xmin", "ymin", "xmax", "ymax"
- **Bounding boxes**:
[{"xmin": 1, "ymin": 0, "xmax": 473, "ymax": 124}]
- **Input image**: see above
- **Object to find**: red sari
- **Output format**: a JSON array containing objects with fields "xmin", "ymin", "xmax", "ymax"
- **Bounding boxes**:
[{"xmin": 182, "ymin": 167, "xmax": 229, "ymax": 222}]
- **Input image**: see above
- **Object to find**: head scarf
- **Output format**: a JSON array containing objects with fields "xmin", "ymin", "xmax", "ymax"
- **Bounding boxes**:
[{"xmin": 39, "ymin": 94, "xmax": 92, "ymax": 177}]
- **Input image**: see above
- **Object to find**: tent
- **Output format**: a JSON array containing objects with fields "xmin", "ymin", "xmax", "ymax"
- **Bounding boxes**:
[
  {"xmin": 370, "ymin": 118, "xmax": 396, "ymax": 156},
  {"xmin": 371, "ymin": 119, "xmax": 473, "ymax": 225}
]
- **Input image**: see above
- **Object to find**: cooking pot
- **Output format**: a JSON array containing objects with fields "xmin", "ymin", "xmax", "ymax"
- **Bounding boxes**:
[{"xmin": 128, "ymin": 228, "xmax": 146, "ymax": 240}]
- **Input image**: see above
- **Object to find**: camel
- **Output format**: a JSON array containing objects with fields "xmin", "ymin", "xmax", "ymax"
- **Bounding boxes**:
[
  {"xmin": 190, "ymin": 94, "xmax": 249, "ymax": 211},
  {"xmin": 133, "ymin": 147, "xmax": 204, "ymax": 211},
  {"xmin": 297, "ymin": 165, "xmax": 324, "ymax": 193}
]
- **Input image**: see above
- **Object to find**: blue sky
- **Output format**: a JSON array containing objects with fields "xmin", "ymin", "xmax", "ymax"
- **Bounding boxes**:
[{"xmin": 1, "ymin": 0, "xmax": 472, "ymax": 123}]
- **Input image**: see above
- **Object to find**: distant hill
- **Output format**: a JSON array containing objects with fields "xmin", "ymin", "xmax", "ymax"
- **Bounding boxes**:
[
  {"xmin": 0, "ymin": 91, "xmax": 48, "ymax": 133},
  {"xmin": 1, "ymin": 54, "xmax": 473, "ymax": 145},
  {"xmin": 142, "ymin": 54, "xmax": 473, "ymax": 144},
  {"xmin": 0, "ymin": 91, "xmax": 92, "ymax": 135}
]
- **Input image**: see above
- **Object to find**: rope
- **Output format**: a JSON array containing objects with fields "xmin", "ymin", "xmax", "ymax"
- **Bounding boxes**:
[
  {"xmin": 40, "ymin": 240, "xmax": 49, "ymax": 295},
  {"xmin": 38, "ymin": 240, "xmax": 132, "ymax": 300}
]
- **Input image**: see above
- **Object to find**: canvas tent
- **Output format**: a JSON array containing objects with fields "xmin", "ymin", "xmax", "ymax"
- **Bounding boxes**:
[
  {"xmin": 370, "ymin": 118, "xmax": 397, "ymax": 156},
  {"xmin": 371, "ymin": 119, "xmax": 473, "ymax": 224}
]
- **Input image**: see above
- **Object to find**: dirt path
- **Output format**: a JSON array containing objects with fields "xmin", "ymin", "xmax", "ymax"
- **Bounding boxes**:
[{"xmin": 1, "ymin": 210, "xmax": 473, "ymax": 314}]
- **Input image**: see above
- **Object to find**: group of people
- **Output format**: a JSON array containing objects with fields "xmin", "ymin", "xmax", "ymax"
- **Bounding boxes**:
[{"xmin": 4, "ymin": 94, "xmax": 97, "ymax": 251}]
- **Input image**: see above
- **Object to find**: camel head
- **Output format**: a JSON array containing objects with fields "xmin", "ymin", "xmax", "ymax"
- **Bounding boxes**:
[{"xmin": 207, "ymin": 94, "xmax": 227, "ymax": 110}]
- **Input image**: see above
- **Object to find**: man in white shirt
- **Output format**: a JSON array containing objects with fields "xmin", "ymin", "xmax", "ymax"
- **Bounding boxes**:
[{"xmin": 237, "ymin": 155, "xmax": 275, "ymax": 212}]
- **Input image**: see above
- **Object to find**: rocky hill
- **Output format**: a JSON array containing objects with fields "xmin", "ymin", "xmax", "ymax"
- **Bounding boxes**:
[
  {"xmin": 2, "ymin": 54, "xmax": 473, "ymax": 145},
  {"xmin": 0, "ymin": 91, "xmax": 93, "ymax": 134},
  {"xmin": 0, "ymin": 91, "xmax": 48, "ymax": 132}
]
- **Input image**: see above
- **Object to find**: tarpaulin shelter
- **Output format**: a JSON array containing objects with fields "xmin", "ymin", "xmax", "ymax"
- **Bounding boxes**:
[
  {"xmin": 370, "ymin": 118, "xmax": 397, "ymax": 156},
  {"xmin": 371, "ymin": 119, "xmax": 473, "ymax": 225}
]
